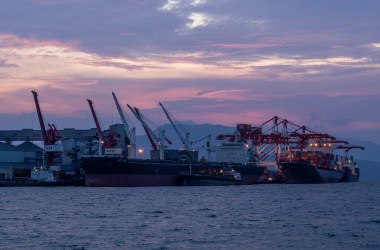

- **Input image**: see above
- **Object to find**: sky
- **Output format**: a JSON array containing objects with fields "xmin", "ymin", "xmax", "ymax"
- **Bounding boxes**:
[{"xmin": 0, "ymin": 0, "xmax": 380, "ymax": 143}]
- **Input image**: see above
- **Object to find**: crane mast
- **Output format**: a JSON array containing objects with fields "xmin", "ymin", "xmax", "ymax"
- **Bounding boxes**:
[
  {"xmin": 31, "ymin": 90, "xmax": 48, "ymax": 143},
  {"xmin": 87, "ymin": 99, "xmax": 121, "ymax": 155},
  {"xmin": 158, "ymin": 102, "xmax": 190, "ymax": 150},
  {"xmin": 127, "ymin": 104, "xmax": 158, "ymax": 151},
  {"xmin": 31, "ymin": 90, "xmax": 63, "ymax": 167},
  {"xmin": 112, "ymin": 92, "xmax": 136, "ymax": 158},
  {"xmin": 87, "ymin": 99, "xmax": 105, "ymax": 142},
  {"xmin": 127, "ymin": 104, "xmax": 170, "ymax": 160}
]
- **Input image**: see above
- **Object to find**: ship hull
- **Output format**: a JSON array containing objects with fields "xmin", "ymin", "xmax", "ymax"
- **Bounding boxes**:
[
  {"xmin": 280, "ymin": 162, "xmax": 344, "ymax": 184},
  {"xmin": 340, "ymin": 167, "xmax": 360, "ymax": 182},
  {"xmin": 85, "ymin": 174, "xmax": 182, "ymax": 187},
  {"xmin": 181, "ymin": 174, "xmax": 242, "ymax": 186},
  {"xmin": 81, "ymin": 157, "xmax": 265, "ymax": 187}
]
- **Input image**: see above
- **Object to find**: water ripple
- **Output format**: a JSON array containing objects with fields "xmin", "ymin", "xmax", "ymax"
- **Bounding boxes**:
[{"xmin": 0, "ymin": 182, "xmax": 379, "ymax": 249}]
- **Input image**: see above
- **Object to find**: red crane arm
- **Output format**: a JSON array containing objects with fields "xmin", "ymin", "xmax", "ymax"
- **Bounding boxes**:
[
  {"xmin": 134, "ymin": 108, "xmax": 158, "ymax": 150},
  {"xmin": 87, "ymin": 99, "xmax": 105, "ymax": 141},
  {"xmin": 31, "ymin": 90, "xmax": 48, "ymax": 144}
]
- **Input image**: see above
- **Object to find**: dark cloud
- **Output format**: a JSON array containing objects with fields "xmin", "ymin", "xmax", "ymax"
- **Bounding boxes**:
[{"xmin": 1, "ymin": 0, "xmax": 379, "ymax": 60}]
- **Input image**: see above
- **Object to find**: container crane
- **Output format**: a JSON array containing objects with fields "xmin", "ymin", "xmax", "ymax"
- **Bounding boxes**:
[
  {"xmin": 158, "ymin": 102, "xmax": 190, "ymax": 150},
  {"xmin": 87, "ymin": 99, "xmax": 121, "ymax": 155},
  {"xmin": 31, "ymin": 90, "xmax": 63, "ymax": 167},
  {"xmin": 127, "ymin": 104, "xmax": 171, "ymax": 160},
  {"xmin": 112, "ymin": 92, "xmax": 136, "ymax": 158},
  {"xmin": 248, "ymin": 116, "xmax": 351, "ymax": 166}
]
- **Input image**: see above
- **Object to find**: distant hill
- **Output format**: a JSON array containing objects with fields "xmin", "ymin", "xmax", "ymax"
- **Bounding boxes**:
[
  {"xmin": 356, "ymin": 159, "xmax": 380, "ymax": 182},
  {"xmin": 134, "ymin": 122, "xmax": 380, "ymax": 181},
  {"xmin": 342, "ymin": 138, "xmax": 380, "ymax": 163}
]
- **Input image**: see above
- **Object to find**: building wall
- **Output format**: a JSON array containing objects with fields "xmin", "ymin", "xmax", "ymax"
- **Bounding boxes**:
[{"xmin": 0, "ymin": 151, "xmax": 38, "ymax": 163}]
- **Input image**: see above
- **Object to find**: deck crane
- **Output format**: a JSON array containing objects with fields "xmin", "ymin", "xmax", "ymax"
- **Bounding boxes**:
[
  {"xmin": 127, "ymin": 104, "xmax": 171, "ymax": 160},
  {"xmin": 112, "ymin": 92, "xmax": 136, "ymax": 158},
  {"xmin": 87, "ymin": 99, "xmax": 121, "ymax": 156},
  {"xmin": 158, "ymin": 102, "xmax": 190, "ymax": 150},
  {"xmin": 31, "ymin": 90, "xmax": 63, "ymax": 167},
  {"xmin": 190, "ymin": 134, "xmax": 212, "ymax": 161}
]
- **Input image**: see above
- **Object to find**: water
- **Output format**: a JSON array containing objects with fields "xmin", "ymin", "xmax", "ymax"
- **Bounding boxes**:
[{"xmin": 1, "ymin": 182, "xmax": 379, "ymax": 250}]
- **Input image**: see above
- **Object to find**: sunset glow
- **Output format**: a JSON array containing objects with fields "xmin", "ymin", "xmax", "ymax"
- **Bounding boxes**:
[{"xmin": 0, "ymin": 0, "xmax": 379, "ymax": 143}]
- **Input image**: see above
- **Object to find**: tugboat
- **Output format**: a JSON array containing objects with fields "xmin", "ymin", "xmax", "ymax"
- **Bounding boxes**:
[{"xmin": 338, "ymin": 146, "xmax": 363, "ymax": 182}]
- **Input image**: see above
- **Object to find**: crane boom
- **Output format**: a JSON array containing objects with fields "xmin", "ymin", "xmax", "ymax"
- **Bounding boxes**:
[
  {"xmin": 158, "ymin": 102, "xmax": 189, "ymax": 150},
  {"xmin": 31, "ymin": 90, "xmax": 63, "ymax": 167},
  {"xmin": 112, "ymin": 92, "xmax": 133, "ymax": 141},
  {"xmin": 127, "ymin": 104, "xmax": 158, "ymax": 150},
  {"xmin": 112, "ymin": 92, "xmax": 136, "ymax": 157},
  {"xmin": 31, "ymin": 90, "xmax": 48, "ymax": 143},
  {"xmin": 87, "ymin": 99, "xmax": 105, "ymax": 142}
]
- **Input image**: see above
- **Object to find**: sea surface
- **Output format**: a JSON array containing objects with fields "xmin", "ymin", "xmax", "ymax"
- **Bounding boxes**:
[{"xmin": 1, "ymin": 182, "xmax": 380, "ymax": 250}]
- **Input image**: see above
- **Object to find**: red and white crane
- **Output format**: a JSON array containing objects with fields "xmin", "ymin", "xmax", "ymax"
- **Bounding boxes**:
[
  {"xmin": 31, "ymin": 90, "xmax": 63, "ymax": 167},
  {"xmin": 87, "ymin": 99, "xmax": 121, "ymax": 155}
]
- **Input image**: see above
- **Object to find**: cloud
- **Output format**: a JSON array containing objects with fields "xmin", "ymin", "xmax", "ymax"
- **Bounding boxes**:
[
  {"xmin": 0, "ymin": 59, "xmax": 17, "ymax": 68},
  {"xmin": 1, "ymin": 1, "xmax": 380, "ymax": 143},
  {"xmin": 160, "ymin": 0, "xmax": 181, "ymax": 11},
  {"xmin": 186, "ymin": 12, "xmax": 213, "ymax": 29},
  {"xmin": 196, "ymin": 89, "xmax": 251, "ymax": 101},
  {"xmin": 211, "ymin": 43, "xmax": 277, "ymax": 49}
]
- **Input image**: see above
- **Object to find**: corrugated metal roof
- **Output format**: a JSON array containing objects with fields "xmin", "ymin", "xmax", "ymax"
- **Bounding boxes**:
[
  {"xmin": 17, "ymin": 141, "xmax": 43, "ymax": 152},
  {"xmin": 0, "ymin": 142, "xmax": 18, "ymax": 151}
]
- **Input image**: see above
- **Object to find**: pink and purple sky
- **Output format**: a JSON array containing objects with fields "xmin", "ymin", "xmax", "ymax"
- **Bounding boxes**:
[{"xmin": 0, "ymin": 0, "xmax": 380, "ymax": 142}]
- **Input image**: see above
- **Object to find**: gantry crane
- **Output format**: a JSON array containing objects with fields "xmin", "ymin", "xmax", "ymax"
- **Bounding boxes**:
[
  {"xmin": 31, "ymin": 90, "xmax": 63, "ymax": 167},
  {"xmin": 112, "ymin": 92, "xmax": 136, "ymax": 158},
  {"xmin": 87, "ymin": 99, "xmax": 121, "ymax": 155}
]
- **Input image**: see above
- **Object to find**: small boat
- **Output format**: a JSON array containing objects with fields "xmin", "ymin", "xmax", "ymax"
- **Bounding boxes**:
[
  {"xmin": 180, "ymin": 169, "xmax": 242, "ymax": 186},
  {"xmin": 339, "ymin": 155, "xmax": 360, "ymax": 182}
]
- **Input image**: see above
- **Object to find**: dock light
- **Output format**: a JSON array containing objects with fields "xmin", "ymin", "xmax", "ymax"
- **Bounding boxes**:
[
  {"xmin": 309, "ymin": 143, "xmax": 313, "ymax": 147},
  {"xmin": 138, "ymin": 148, "xmax": 144, "ymax": 159},
  {"xmin": 314, "ymin": 143, "xmax": 318, "ymax": 147}
]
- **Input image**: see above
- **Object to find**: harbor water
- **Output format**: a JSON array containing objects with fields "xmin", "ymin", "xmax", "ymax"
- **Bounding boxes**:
[{"xmin": 1, "ymin": 182, "xmax": 380, "ymax": 249}]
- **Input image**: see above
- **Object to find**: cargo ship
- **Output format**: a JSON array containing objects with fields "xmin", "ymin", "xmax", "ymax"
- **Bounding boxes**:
[
  {"xmin": 277, "ymin": 144, "xmax": 363, "ymax": 184},
  {"xmin": 81, "ymin": 116, "xmax": 266, "ymax": 187},
  {"xmin": 80, "ymin": 155, "xmax": 264, "ymax": 187}
]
